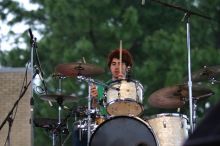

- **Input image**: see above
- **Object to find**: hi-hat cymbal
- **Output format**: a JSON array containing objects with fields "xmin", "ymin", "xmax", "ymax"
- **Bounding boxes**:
[
  {"xmin": 187, "ymin": 66, "xmax": 220, "ymax": 82},
  {"xmin": 40, "ymin": 94, "xmax": 78, "ymax": 103},
  {"xmin": 148, "ymin": 84, "xmax": 214, "ymax": 109},
  {"xmin": 55, "ymin": 62, "xmax": 104, "ymax": 77},
  {"xmin": 34, "ymin": 118, "xmax": 66, "ymax": 129}
]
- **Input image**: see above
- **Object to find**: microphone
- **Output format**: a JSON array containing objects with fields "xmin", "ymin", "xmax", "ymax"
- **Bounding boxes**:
[
  {"xmin": 34, "ymin": 65, "xmax": 47, "ymax": 94},
  {"xmin": 34, "ymin": 65, "xmax": 52, "ymax": 107},
  {"xmin": 28, "ymin": 28, "xmax": 34, "ymax": 45},
  {"xmin": 28, "ymin": 28, "xmax": 33, "ymax": 40}
]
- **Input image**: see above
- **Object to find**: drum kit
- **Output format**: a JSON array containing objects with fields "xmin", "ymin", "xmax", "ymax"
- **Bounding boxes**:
[{"xmin": 33, "ymin": 61, "xmax": 218, "ymax": 146}]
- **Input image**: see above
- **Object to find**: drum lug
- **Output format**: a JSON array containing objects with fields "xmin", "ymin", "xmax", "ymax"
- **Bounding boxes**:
[
  {"xmin": 163, "ymin": 120, "xmax": 166, "ymax": 128},
  {"xmin": 181, "ymin": 120, "xmax": 184, "ymax": 128}
]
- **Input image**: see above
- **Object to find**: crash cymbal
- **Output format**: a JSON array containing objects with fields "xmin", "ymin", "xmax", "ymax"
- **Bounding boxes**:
[
  {"xmin": 55, "ymin": 62, "xmax": 104, "ymax": 77},
  {"xmin": 188, "ymin": 66, "xmax": 220, "ymax": 82},
  {"xmin": 40, "ymin": 94, "xmax": 78, "ymax": 103},
  {"xmin": 148, "ymin": 84, "xmax": 214, "ymax": 109}
]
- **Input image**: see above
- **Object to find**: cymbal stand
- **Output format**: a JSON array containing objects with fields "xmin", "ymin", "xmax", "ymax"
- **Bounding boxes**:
[
  {"xmin": 52, "ymin": 76, "xmax": 65, "ymax": 146},
  {"xmin": 144, "ymin": 0, "xmax": 212, "ymax": 134},
  {"xmin": 58, "ymin": 77, "xmax": 63, "ymax": 124},
  {"xmin": 57, "ymin": 75, "xmax": 66, "ymax": 123},
  {"xmin": 77, "ymin": 75, "xmax": 95, "ymax": 146},
  {"xmin": 184, "ymin": 13, "xmax": 194, "ymax": 133}
]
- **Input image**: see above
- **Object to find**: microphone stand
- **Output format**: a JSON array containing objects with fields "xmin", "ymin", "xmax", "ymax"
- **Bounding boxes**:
[
  {"xmin": 143, "ymin": 0, "xmax": 212, "ymax": 133},
  {"xmin": 28, "ymin": 28, "xmax": 36, "ymax": 146}
]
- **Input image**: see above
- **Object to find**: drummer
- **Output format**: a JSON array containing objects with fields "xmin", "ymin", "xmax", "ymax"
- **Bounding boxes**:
[
  {"xmin": 91, "ymin": 48, "xmax": 133, "ymax": 115},
  {"xmin": 72, "ymin": 48, "xmax": 133, "ymax": 146}
]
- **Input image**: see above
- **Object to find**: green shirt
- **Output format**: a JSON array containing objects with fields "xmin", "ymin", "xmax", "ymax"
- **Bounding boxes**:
[{"xmin": 97, "ymin": 85, "xmax": 107, "ymax": 116}]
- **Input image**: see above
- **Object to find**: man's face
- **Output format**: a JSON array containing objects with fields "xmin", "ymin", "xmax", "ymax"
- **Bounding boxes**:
[{"xmin": 110, "ymin": 58, "xmax": 127, "ymax": 79}]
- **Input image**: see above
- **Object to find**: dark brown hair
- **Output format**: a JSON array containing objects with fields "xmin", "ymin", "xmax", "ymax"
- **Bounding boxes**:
[{"xmin": 107, "ymin": 48, "xmax": 133, "ymax": 68}]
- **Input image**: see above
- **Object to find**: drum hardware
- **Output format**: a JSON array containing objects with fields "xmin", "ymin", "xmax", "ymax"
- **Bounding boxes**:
[
  {"xmin": 76, "ymin": 75, "xmax": 105, "ymax": 145},
  {"xmin": 54, "ymin": 62, "xmax": 104, "ymax": 145},
  {"xmin": 181, "ymin": 120, "xmax": 184, "ymax": 128},
  {"xmin": 72, "ymin": 106, "xmax": 88, "ymax": 120},
  {"xmin": 52, "ymin": 112, "xmax": 72, "ymax": 146},
  {"xmin": 162, "ymin": 121, "xmax": 166, "ymax": 128},
  {"xmin": 77, "ymin": 75, "xmax": 120, "ymax": 91},
  {"xmin": 34, "ymin": 117, "xmax": 70, "ymax": 146},
  {"xmin": 39, "ymin": 76, "xmax": 76, "ymax": 146},
  {"xmin": 52, "ymin": 72, "xmax": 66, "ymax": 79}
]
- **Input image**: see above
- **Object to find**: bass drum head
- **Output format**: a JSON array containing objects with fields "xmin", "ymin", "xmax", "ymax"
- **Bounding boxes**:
[{"xmin": 89, "ymin": 116, "xmax": 158, "ymax": 146}]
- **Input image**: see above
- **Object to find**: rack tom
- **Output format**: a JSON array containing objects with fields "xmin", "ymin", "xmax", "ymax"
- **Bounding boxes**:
[{"xmin": 104, "ymin": 79, "xmax": 143, "ymax": 116}]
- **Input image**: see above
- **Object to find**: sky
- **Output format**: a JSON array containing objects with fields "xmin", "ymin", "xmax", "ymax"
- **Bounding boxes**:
[{"xmin": 0, "ymin": 0, "xmax": 40, "ymax": 51}]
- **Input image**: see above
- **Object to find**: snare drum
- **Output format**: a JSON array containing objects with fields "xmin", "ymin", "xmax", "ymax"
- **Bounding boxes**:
[
  {"xmin": 146, "ymin": 113, "xmax": 189, "ymax": 146},
  {"xmin": 89, "ymin": 116, "xmax": 159, "ymax": 146},
  {"xmin": 104, "ymin": 79, "xmax": 143, "ymax": 116}
]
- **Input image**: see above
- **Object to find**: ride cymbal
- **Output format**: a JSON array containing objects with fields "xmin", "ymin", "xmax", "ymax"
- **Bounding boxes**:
[
  {"xmin": 55, "ymin": 62, "xmax": 104, "ymax": 77},
  {"xmin": 148, "ymin": 84, "xmax": 214, "ymax": 109}
]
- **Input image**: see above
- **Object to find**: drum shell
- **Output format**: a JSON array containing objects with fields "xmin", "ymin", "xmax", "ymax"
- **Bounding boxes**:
[
  {"xmin": 146, "ymin": 113, "xmax": 189, "ymax": 146},
  {"xmin": 105, "ymin": 79, "xmax": 144, "ymax": 116}
]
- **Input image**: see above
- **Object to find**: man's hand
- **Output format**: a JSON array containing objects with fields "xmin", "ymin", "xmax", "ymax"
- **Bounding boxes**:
[{"xmin": 91, "ymin": 84, "xmax": 98, "ymax": 108}]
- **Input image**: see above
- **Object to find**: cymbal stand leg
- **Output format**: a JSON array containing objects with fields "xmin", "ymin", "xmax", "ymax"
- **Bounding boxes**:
[
  {"xmin": 57, "ymin": 98, "xmax": 63, "ymax": 125},
  {"xmin": 52, "ymin": 133, "xmax": 56, "ymax": 146},
  {"xmin": 56, "ymin": 98, "xmax": 63, "ymax": 146},
  {"xmin": 58, "ymin": 106, "xmax": 62, "ymax": 124}
]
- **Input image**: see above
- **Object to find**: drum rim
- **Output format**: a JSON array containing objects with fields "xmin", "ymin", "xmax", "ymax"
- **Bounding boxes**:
[
  {"xmin": 106, "ymin": 99, "xmax": 144, "ymax": 116},
  {"xmin": 89, "ymin": 115, "xmax": 159, "ymax": 146},
  {"xmin": 145, "ymin": 113, "xmax": 188, "ymax": 120},
  {"xmin": 106, "ymin": 79, "xmax": 144, "ymax": 89}
]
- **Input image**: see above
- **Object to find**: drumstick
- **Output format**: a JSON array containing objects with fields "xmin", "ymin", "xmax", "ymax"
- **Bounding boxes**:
[
  {"xmin": 119, "ymin": 40, "xmax": 122, "ymax": 75},
  {"xmin": 82, "ymin": 57, "xmax": 86, "ymax": 63}
]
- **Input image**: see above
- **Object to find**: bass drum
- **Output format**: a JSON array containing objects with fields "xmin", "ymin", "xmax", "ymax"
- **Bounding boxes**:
[{"xmin": 89, "ymin": 116, "xmax": 158, "ymax": 146}]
